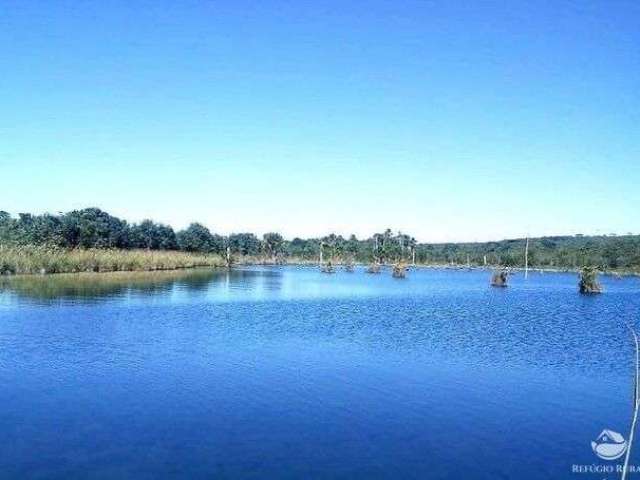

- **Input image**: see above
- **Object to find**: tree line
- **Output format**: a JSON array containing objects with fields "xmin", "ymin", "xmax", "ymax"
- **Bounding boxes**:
[
  {"xmin": 1, "ymin": 208, "xmax": 639, "ymax": 270},
  {"xmin": 0, "ymin": 208, "xmax": 285, "ymax": 259}
]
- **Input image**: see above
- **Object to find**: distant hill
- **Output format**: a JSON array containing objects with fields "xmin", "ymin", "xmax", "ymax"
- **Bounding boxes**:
[{"xmin": 414, "ymin": 235, "xmax": 640, "ymax": 270}]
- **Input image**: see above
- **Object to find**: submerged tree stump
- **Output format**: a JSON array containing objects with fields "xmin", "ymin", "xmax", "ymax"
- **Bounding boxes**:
[
  {"xmin": 491, "ymin": 269, "xmax": 509, "ymax": 287},
  {"xmin": 344, "ymin": 262, "xmax": 354, "ymax": 273},
  {"xmin": 366, "ymin": 263, "xmax": 381, "ymax": 274},
  {"xmin": 392, "ymin": 263, "xmax": 407, "ymax": 279},
  {"xmin": 579, "ymin": 266, "xmax": 602, "ymax": 294},
  {"xmin": 321, "ymin": 261, "xmax": 335, "ymax": 274}
]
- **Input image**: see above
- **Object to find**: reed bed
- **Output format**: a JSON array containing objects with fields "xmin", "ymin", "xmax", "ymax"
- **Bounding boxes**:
[{"xmin": 0, "ymin": 246, "xmax": 225, "ymax": 275}]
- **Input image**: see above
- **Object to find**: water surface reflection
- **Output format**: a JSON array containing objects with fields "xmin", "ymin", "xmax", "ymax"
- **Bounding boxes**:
[{"xmin": 1, "ymin": 266, "xmax": 639, "ymax": 479}]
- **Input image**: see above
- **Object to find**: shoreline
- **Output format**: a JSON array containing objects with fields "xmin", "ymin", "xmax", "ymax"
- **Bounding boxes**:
[{"xmin": 2, "ymin": 256, "xmax": 638, "ymax": 278}]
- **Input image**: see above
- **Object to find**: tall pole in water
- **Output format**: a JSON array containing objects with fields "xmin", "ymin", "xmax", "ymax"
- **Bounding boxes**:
[
  {"xmin": 319, "ymin": 242, "xmax": 323, "ymax": 266},
  {"xmin": 524, "ymin": 237, "xmax": 529, "ymax": 279},
  {"xmin": 622, "ymin": 323, "xmax": 640, "ymax": 480}
]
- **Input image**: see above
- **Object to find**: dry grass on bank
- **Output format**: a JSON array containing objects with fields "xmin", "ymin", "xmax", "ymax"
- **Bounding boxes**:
[{"xmin": 0, "ymin": 246, "xmax": 225, "ymax": 275}]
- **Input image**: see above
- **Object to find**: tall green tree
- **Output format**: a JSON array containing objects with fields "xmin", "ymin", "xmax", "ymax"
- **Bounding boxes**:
[
  {"xmin": 263, "ymin": 232, "xmax": 284, "ymax": 260},
  {"xmin": 62, "ymin": 208, "xmax": 128, "ymax": 248},
  {"xmin": 177, "ymin": 223, "xmax": 220, "ymax": 252},
  {"xmin": 229, "ymin": 233, "xmax": 261, "ymax": 255},
  {"xmin": 130, "ymin": 220, "xmax": 177, "ymax": 250}
]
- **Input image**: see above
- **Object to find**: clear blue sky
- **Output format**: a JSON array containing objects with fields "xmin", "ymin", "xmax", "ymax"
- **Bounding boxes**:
[{"xmin": 1, "ymin": 1, "xmax": 638, "ymax": 242}]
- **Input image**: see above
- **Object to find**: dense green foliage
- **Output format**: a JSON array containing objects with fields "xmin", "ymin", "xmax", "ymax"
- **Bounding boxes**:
[
  {"xmin": 1, "ymin": 208, "xmax": 639, "ymax": 270},
  {"xmin": 414, "ymin": 236, "xmax": 640, "ymax": 270},
  {"xmin": 176, "ymin": 223, "xmax": 224, "ymax": 253},
  {"xmin": 228, "ymin": 233, "xmax": 261, "ymax": 256}
]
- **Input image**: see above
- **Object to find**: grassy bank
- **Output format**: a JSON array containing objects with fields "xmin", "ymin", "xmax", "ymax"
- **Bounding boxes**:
[{"xmin": 0, "ymin": 246, "xmax": 225, "ymax": 275}]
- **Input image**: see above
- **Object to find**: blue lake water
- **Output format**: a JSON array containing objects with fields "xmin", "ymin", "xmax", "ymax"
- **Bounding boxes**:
[{"xmin": 1, "ymin": 266, "xmax": 639, "ymax": 479}]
